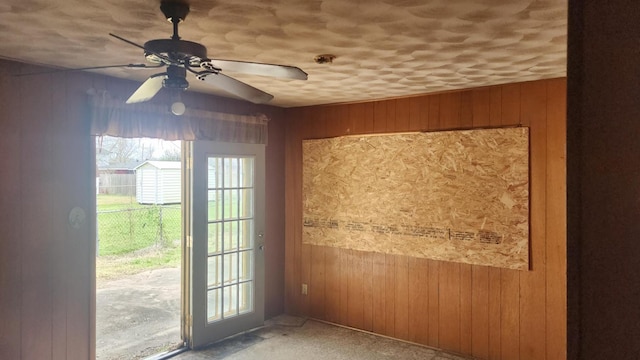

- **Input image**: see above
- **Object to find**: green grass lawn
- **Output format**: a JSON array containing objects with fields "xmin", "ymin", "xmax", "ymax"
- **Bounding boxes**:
[
  {"xmin": 97, "ymin": 194, "xmax": 142, "ymax": 210},
  {"xmin": 96, "ymin": 246, "xmax": 181, "ymax": 282},
  {"xmin": 97, "ymin": 206, "xmax": 181, "ymax": 255},
  {"xmin": 96, "ymin": 194, "xmax": 182, "ymax": 280}
]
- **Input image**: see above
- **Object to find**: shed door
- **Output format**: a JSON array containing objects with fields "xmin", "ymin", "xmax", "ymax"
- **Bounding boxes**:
[{"xmin": 188, "ymin": 141, "xmax": 265, "ymax": 348}]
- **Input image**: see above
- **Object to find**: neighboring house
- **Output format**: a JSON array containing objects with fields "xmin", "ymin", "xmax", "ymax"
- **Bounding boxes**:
[
  {"xmin": 135, "ymin": 161, "xmax": 181, "ymax": 205},
  {"xmin": 97, "ymin": 162, "xmax": 140, "ymax": 196}
]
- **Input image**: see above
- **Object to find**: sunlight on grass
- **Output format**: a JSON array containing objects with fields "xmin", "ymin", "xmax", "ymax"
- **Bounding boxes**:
[
  {"xmin": 96, "ymin": 246, "xmax": 181, "ymax": 283},
  {"xmin": 97, "ymin": 194, "xmax": 182, "ymax": 280},
  {"xmin": 97, "ymin": 206, "xmax": 181, "ymax": 256},
  {"xmin": 97, "ymin": 194, "xmax": 141, "ymax": 209}
]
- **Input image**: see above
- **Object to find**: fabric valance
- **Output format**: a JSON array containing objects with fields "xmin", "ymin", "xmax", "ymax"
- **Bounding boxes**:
[{"xmin": 88, "ymin": 89, "xmax": 268, "ymax": 143}]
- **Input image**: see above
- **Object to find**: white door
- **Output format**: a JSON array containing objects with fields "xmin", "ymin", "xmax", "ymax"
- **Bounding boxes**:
[{"xmin": 188, "ymin": 141, "xmax": 265, "ymax": 348}]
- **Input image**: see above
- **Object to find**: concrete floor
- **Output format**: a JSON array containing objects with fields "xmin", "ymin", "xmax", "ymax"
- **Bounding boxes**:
[{"xmin": 174, "ymin": 315, "xmax": 472, "ymax": 360}]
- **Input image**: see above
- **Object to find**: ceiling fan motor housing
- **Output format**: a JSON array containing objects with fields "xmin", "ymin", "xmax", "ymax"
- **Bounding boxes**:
[{"xmin": 144, "ymin": 39, "xmax": 209, "ymax": 66}]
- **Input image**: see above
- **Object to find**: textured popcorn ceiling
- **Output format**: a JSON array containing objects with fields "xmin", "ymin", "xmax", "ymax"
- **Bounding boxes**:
[{"xmin": 0, "ymin": 0, "xmax": 566, "ymax": 107}]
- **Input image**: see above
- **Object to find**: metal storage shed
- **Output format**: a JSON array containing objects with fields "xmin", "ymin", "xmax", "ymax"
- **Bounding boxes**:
[{"xmin": 134, "ymin": 161, "xmax": 181, "ymax": 205}]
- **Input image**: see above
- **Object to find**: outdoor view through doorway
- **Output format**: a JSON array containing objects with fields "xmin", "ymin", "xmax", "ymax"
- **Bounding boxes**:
[{"xmin": 95, "ymin": 136, "xmax": 183, "ymax": 359}]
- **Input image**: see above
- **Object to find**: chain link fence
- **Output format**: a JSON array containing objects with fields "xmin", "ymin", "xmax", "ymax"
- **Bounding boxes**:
[{"xmin": 97, "ymin": 205, "xmax": 181, "ymax": 256}]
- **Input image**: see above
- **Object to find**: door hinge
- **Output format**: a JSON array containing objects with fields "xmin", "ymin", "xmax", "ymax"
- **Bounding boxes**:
[{"xmin": 187, "ymin": 235, "xmax": 193, "ymax": 248}]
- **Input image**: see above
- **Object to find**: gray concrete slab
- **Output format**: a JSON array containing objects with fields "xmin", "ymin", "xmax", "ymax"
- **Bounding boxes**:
[{"xmin": 96, "ymin": 267, "xmax": 183, "ymax": 359}]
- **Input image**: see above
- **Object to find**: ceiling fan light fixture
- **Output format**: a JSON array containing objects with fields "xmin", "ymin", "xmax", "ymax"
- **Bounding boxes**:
[
  {"xmin": 171, "ymin": 101, "xmax": 186, "ymax": 116},
  {"xmin": 170, "ymin": 90, "xmax": 186, "ymax": 116}
]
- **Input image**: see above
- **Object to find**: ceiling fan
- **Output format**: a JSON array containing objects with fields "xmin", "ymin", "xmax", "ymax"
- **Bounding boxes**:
[{"xmin": 23, "ymin": 0, "xmax": 307, "ymax": 106}]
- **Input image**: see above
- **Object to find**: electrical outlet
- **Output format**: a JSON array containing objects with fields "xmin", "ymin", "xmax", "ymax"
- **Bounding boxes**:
[{"xmin": 301, "ymin": 283, "xmax": 308, "ymax": 295}]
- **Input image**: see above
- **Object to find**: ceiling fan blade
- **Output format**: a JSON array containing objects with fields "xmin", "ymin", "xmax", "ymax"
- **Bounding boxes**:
[
  {"xmin": 109, "ymin": 33, "xmax": 146, "ymax": 50},
  {"xmin": 201, "ymin": 73, "xmax": 274, "ymax": 104},
  {"xmin": 210, "ymin": 59, "xmax": 308, "ymax": 80},
  {"xmin": 15, "ymin": 63, "xmax": 163, "ymax": 77},
  {"xmin": 110, "ymin": 32, "xmax": 177, "ymax": 67},
  {"xmin": 126, "ymin": 73, "xmax": 167, "ymax": 104}
]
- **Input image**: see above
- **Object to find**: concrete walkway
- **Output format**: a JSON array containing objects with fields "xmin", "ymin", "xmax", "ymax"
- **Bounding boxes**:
[{"xmin": 96, "ymin": 267, "xmax": 183, "ymax": 360}]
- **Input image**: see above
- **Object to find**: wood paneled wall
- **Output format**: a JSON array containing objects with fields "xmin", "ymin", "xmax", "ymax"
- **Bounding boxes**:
[
  {"xmin": 283, "ymin": 78, "xmax": 567, "ymax": 359},
  {"xmin": 0, "ymin": 58, "xmax": 286, "ymax": 359}
]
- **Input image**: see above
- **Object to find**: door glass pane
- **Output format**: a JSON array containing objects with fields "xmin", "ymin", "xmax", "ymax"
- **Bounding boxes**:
[
  {"xmin": 207, "ymin": 256, "xmax": 222, "ymax": 288},
  {"xmin": 223, "ymin": 158, "xmax": 237, "ymax": 188},
  {"xmin": 223, "ymin": 190, "xmax": 238, "ymax": 219},
  {"xmin": 207, "ymin": 190, "xmax": 223, "ymax": 221},
  {"xmin": 238, "ymin": 220, "xmax": 252, "ymax": 250},
  {"xmin": 223, "ymin": 253, "xmax": 237, "ymax": 284},
  {"xmin": 223, "ymin": 284, "xmax": 238, "ymax": 317},
  {"xmin": 207, "ymin": 288, "xmax": 222, "ymax": 322},
  {"xmin": 238, "ymin": 250, "xmax": 252, "ymax": 282},
  {"xmin": 238, "ymin": 189, "xmax": 253, "ymax": 218},
  {"xmin": 239, "ymin": 158, "xmax": 254, "ymax": 188},
  {"xmin": 208, "ymin": 223, "xmax": 222, "ymax": 255},
  {"xmin": 239, "ymin": 282, "xmax": 252, "ymax": 315},
  {"xmin": 224, "ymin": 221, "xmax": 238, "ymax": 252},
  {"xmin": 206, "ymin": 156, "xmax": 255, "ymax": 323},
  {"xmin": 207, "ymin": 158, "xmax": 223, "ymax": 189}
]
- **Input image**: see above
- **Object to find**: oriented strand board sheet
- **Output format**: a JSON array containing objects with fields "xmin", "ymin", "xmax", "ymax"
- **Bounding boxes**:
[{"xmin": 302, "ymin": 128, "xmax": 530, "ymax": 270}]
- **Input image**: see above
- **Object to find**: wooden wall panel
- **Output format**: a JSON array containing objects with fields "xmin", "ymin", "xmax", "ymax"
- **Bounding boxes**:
[
  {"xmin": 309, "ymin": 245, "xmax": 325, "ymax": 320},
  {"xmin": 322, "ymin": 246, "xmax": 340, "ymax": 323},
  {"xmin": 470, "ymin": 87, "xmax": 492, "ymax": 359},
  {"xmin": 263, "ymin": 110, "xmax": 287, "ymax": 319},
  {"xmin": 0, "ymin": 58, "xmax": 23, "ymax": 360},
  {"xmin": 427, "ymin": 260, "xmax": 440, "ymax": 347},
  {"xmin": 371, "ymin": 252, "xmax": 387, "ymax": 335},
  {"xmin": 284, "ymin": 78, "xmax": 567, "ymax": 359},
  {"xmin": 342, "ymin": 103, "xmax": 366, "ymax": 333},
  {"xmin": 407, "ymin": 258, "xmax": 429, "ymax": 344},
  {"xmin": 51, "ymin": 71, "xmax": 70, "ymax": 360},
  {"xmin": 545, "ymin": 78, "xmax": 567, "ymax": 359},
  {"xmin": 499, "ymin": 83, "xmax": 521, "ymax": 360},
  {"xmin": 65, "ymin": 72, "xmax": 96, "ymax": 360},
  {"xmin": 19, "ymin": 66, "xmax": 55, "ymax": 360},
  {"xmin": 394, "ymin": 255, "xmax": 409, "ymax": 340},
  {"xmin": 347, "ymin": 251, "xmax": 364, "ymax": 329},
  {"xmin": 519, "ymin": 80, "xmax": 548, "ymax": 360},
  {"xmin": 384, "ymin": 255, "xmax": 396, "ymax": 337},
  {"xmin": 283, "ymin": 110, "xmax": 299, "ymax": 315},
  {"xmin": 460, "ymin": 264, "xmax": 473, "ymax": 355},
  {"xmin": 438, "ymin": 91, "xmax": 463, "ymax": 353},
  {"xmin": 488, "ymin": 267, "xmax": 502, "ymax": 359}
]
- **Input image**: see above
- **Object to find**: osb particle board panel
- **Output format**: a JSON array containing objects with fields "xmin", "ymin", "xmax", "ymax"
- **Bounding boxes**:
[{"xmin": 302, "ymin": 127, "xmax": 530, "ymax": 270}]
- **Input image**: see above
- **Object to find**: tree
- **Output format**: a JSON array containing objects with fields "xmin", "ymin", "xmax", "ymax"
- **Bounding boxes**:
[
  {"xmin": 96, "ymin": 136, "xmax": 155, "ymax": 167},
  {"xmin": 155, "ymin": 142, "xmax": 181, "ymax": 161}
]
